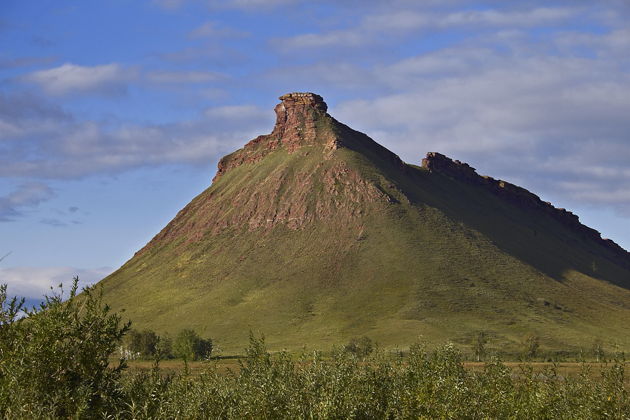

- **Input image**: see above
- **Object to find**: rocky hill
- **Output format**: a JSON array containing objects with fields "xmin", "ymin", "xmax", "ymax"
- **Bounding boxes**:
[{"xmin": 99, "ymin": 92, "xmax": 630, "ymax": 354}]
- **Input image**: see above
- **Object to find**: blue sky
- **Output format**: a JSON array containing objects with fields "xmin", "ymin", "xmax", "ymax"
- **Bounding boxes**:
[{"xmin": 2, "ymin": 0, "xmax": 630, "ymax": 301}]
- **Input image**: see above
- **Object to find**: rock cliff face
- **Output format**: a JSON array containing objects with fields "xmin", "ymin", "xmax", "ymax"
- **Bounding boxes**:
[
  {"xmin": 214, "ymin": 93, "xmax": 337, "ymax": 181},
  {"xmin": 422, "ymin": 152, "xmax": 629, "ymax": 261},
  {"xmin": 143, "ymin": 93, "xmax": 398, "ymax": 249}
]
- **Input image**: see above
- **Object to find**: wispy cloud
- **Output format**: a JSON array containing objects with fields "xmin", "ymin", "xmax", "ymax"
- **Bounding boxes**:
[
  {"xmin": 276, "ymin": 6, "xmax": 578, "ymax": 51},
  {"xmin": 365, "ymin": 7, "xmax": 575, "ymax": 31},
  {"xmin": 21, "ymin": 63, "xmax": 135, "ymax": 96},
  {"xmin": 0, "ymin": 183, "xmax": 55, "ymax": 221},
  {"xmin": 277, "ymin": 30, "xmax": 367, "ymax": 50},
  {"xmin": 204, "ymin": 104, "xmax": 269, "ymax": 120},
  {"xmin": 0, "ymin": 94, "xmax": 274, "ymax": 179}
]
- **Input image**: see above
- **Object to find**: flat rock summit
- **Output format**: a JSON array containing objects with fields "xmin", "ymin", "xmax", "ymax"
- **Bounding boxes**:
[{"xmin": 100, "ymin": 92, "xmax": 630, "ymax": 353}]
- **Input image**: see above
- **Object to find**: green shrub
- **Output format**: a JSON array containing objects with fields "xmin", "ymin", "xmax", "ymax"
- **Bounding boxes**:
[
  {"xmin": 126, "ymin": 329, "xmax": 160, "ymax": 358},
  {"xmin": 343, "ymin": 335, "xmax": 374, "ymax": 357},
  {"xmin": 0, "ymin": 278, "xmax": 129, "ymax": 418},
  {"xmin": 173, "ymin": 328, "xmax": 212, "ymax": 361}
]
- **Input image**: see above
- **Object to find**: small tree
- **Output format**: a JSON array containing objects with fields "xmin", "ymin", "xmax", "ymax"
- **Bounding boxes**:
[
  {"xmin": 173, "ymin": 329, "xmax": 212, "ymax": 361},
  {"xmin": 127, "ymin": 329, "xmax": 160, "ymax": 358},
  {"xmin": 593, "ymin": 339, "xmax": 605, "ymax": 362},
  {"xmin": 156, "ymin": 333, "xmax": 173, "ymax": 359},
  {"xmin": 523, "ymin": 333, "xmax": 540, "ymax": 360},
  {"xmin": 474, "ymin": 331, "xmax": 488, "ymax": 362},
  {"xmin": 344, "ymin": 336, "xmax": 374, "ymax": 357}
]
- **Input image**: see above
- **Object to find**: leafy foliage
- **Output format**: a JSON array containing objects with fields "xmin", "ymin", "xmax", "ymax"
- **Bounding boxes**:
[
  {"xmin": 343, "ymin": 336, "xmax": 374, "ymax": 357},
  {"xmin": 116, "ymin": 336, "xmax": 630, "ymax": 419},
  {"xmin": 0, "ymin": 278, "xmax": 129, "ymax": 418},
  {"xmin": 523, "ymin": 333, "xmax": 541, "ymax": 360},
  {"xmin": 127, "ymin": 329, "xmax": 160, "ymax": 358},
  {"xmin": 173, "ymin": 328, "xmax": 212, "ymax": 361},
  {"xmin": 474, "ymin": 330, "xmax": 488, "ymax": 362}
]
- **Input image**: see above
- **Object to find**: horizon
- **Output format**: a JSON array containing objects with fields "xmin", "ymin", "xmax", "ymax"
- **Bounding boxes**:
[{"xmin": 2, "ymin": 0, "xmax": 630, "ymax": 301}]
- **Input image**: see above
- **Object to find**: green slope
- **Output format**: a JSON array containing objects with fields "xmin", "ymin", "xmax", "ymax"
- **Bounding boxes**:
[{"xmin": 99, "ymin": 93, "xmax": 630, "ymax": 354}]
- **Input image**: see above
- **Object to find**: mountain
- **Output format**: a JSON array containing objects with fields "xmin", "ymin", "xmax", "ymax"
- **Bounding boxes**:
[{"xmin": 100, "ymin": 92, "xmax": 630, "ymax": 354}]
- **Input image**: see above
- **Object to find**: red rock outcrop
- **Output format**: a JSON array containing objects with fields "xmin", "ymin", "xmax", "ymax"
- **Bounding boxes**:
[{"xmin": 214, "ymin": 93, "xmax": 337, "ymax": 181}]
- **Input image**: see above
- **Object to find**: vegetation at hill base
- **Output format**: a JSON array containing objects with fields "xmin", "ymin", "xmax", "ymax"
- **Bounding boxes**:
[
  {"xmin": 2, "ymin": 281, "xmax": 630, "ymax": 419},
  {"xmin": 123, "ymin": 328, "xmax": 212, "ymax": 361}
]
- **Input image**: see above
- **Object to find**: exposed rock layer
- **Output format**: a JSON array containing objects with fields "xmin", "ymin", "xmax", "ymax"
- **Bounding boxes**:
[{"xmin": 214, "ymin": 92, "xmax": 335, "ymax": 181}]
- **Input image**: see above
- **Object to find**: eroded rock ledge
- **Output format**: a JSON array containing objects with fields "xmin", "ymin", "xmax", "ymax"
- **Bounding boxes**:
[{"xmin": 422, "ymin": 152, "xmax": 629, "ymax": 260}]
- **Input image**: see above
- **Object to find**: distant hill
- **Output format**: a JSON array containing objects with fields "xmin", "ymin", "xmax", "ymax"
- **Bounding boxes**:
[{"xmin": 99, "ymin": 92, "xmax": 630, "ymax": 354}]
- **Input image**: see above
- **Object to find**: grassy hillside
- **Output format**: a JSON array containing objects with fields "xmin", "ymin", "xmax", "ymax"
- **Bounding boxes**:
[{"xmin": 99, "ymin": 94, "xmax": 630, "ymax": 354}]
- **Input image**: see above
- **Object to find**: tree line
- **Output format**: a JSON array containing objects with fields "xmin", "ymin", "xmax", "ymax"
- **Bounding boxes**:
[{"xmin": 123, "ymin": 328, "xmax": 212, "ymax": 361}]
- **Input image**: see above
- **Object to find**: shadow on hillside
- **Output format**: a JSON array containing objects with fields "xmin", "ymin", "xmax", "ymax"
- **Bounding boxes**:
[
  {"xmin": 400, "ymin": 166, "xmax": 630, "ymax": 291},
  {"xmin": 337, "ymin": 123, "xmax": 630, "ymax": 291}
]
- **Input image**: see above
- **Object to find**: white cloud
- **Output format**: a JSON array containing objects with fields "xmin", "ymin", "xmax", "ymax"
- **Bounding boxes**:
[
  {"xmin": 0, "ymin": 266, "xmax": 112, "ymax": 301},
  {"xmin": 362, "ymin": 11, "xmax": 431, "ymax": 32},
  {"xmin": 22, "ymin": 63, "xmax": 134, "ymax": 96},
  {"xmin": 440, "ymin": 7, "xmax": 575, "ymax": 27},
  {"xmin": 277, "ymin": 6, "xmax": 577, "ymax": 50}
]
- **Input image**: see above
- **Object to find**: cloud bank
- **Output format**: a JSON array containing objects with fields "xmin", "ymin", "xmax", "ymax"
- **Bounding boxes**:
[{"xmin": 0, "ymin": 266, "xmax": 113, "ymax": 301}]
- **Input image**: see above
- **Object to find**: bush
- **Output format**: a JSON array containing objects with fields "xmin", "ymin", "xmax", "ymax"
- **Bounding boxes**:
[
  {"xmin": 173, "ymin": 328, "xmax": 213, "ymax": 361},
  {"xmin": 117, "ymin": 336, "xmax": 630, "ymax": 419},
  {"xmin": 0, "ymin": 278, "xmax": 129, "ymax": 418},
  {"xmin": 473, "ymin": 331, "xmax": 488, "ymax": 361},
  {"xmin": 126, "ymin": 329, "xmax": 160, "ymax": 358},
  {"xmin": 523, "ymin": 333, "xmax": 540, "ymax": 360},
  {"xmin": 343, "ymin": 336, "xmax": 374, "ymax": 357}
]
